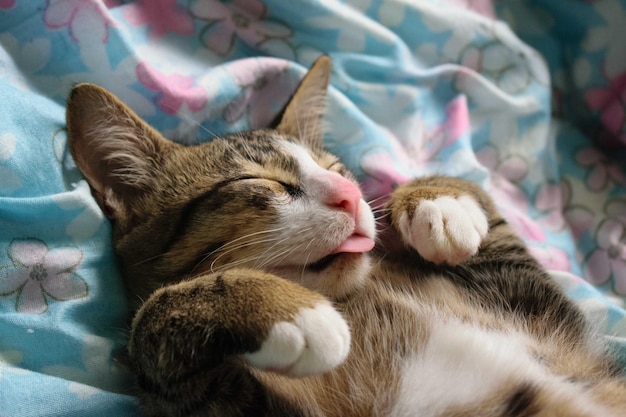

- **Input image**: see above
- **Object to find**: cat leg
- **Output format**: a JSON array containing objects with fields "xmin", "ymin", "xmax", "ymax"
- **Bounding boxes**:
[
  {"xmin": 386, "ymin": 176, "xmax": 494, "ymax": 265},
  {"xmin": 128, "ymin": 268, "xmax": 349, "ymax": 416}
]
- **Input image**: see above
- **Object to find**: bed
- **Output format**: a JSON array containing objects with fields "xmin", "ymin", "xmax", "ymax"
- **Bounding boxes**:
[{"xmin": 1, "ymin": 0, "xmax": 625, "ymax": 415}]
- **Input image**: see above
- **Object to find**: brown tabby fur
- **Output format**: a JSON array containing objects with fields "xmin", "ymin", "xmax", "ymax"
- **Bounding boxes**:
[{"xmin": 67, "ymin": 57, "xmax": 626, "ymax": 416}]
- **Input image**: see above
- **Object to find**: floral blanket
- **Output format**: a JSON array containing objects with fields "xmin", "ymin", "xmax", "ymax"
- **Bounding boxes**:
[{"xmin": 1, "ymin": 0, "xmax": 626, "ymax": 415}]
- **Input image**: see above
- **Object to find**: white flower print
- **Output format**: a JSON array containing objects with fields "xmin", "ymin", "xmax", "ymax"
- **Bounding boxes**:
[
  {"xmin": 0, "ymin": 132, "xmax": 16, "ymax": 161},
  {"xmin": 43, "ymin": 335, "xmax": 134, "ymax": 394},
  {"xmin": 0, "ymin": 350, "xmax": 29, "ymax": 379},
  {"xmin": 0, "ymin": 131, "xmax": 22, "ymax": 194},
  {"xmin": 0, "ymin": 33, "xmax": 59, "ymax": 95},
  {"xmin": 306, "ymin": 0, "xmax": 393, "ymax": 52},
  {"xmin": 0, "ymin": 239, "xmax": 88, "ymax": 314},
  {"xmin": 52, "ymin": 181, "xmax": 106, "ymax": 241}
]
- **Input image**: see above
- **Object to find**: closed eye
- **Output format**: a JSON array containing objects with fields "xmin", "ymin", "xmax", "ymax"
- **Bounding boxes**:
[
  {"xmin": 326, "ymin": 161, "xmax": 340, "ymax": 170},
  {"xmin": 279, "ymin": 181, "xmax": 304, "ymax": 198},
  {"xmin": 239, "ymin": 178, "xmax": 303, "ymax": 199}
]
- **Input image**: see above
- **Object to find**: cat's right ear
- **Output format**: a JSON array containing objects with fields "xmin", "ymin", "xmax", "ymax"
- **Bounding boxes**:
[
  {"xmin": 274, "ymin": 56, "xmax": 331, "ymax": 152},
  {"xmin": 66, "ymin": 83, "xmax": 172, "ymax": 223}
]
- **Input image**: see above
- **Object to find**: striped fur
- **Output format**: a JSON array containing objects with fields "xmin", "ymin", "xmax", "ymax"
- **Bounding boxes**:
[{"xmin": 67, "ymin": 57, "xmax": 626, "ymax": 416}]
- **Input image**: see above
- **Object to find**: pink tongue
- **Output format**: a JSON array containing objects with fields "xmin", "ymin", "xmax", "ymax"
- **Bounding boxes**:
[{"xmin": 331, "ymin": 235, "xmax": 375, "ymax": 254}]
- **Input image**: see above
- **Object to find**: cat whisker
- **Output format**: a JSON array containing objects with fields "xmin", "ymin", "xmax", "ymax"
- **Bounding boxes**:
[
  {"xmin": 370, "ymin": 207, "xmax": 390, "ymax": 216},
  {"xmin": 301, "ymin": 245, "xmax": 314, "ymax": 281},
  {"xmin": 202, "ymin": 228, "xmax": 290, "ymax": 272},
  {"xmin": 218, "ymin": 227, "xmax": 289, "ymax": 249},
  {"xmin": 268, "ymin": 246, "xmax": 300, "ymax": 268},
  {"xmin": 256, "ymin": 239, "xmax": 306, "ymax": 269},
  {"xmin": 159, "ymin": 101, "xmax": 221, "ymax": 141},
  {"xmin": 210, "ymin": 254, "xmax": 269, "ymax": 273},
  {"xmin": 372, "ymin": 216, "xmax": 391, "ymax": 229},
  {"xmin": 213, "ymin": 247, "xmax": 290, "ymax": 273},
  {"xmin": 205, "ymin": 227, "xmax": 288, "ymax": 256},
  {"xmin": 134, "ymin": 228, "xmax": 289, "ymax": 270},
  {"xmin": 253, "ymin": 227, "xmax": 314, "ymax": 268},
  {"xmin": 132, "ymin": 252, "xmax": 169, "ymax": 267},
  {"xmin": 366, "ymin": 193, "xmax": 392, "ymax": 208},
  {"xmin": 207, "ymin": 237, "xmax": 285, "ymax": 273},
  {"xmin": 373, "ymin": 211, "xmax": 392, "ymax": 221},
  {"xmin": 302, "ymin": 235, "xmax": 317, "ymax": 252},
  {"xmin": 258, "ymin": 234, "xmax": 316, "ymax": 270},
  {"xmin": 253, "ymin": 236, "xmax": 292, "ymax": 269}
]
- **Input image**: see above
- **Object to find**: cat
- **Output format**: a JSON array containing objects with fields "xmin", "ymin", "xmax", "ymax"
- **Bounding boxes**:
[{"xmin": 66, "ymin": 57, "xmax": 626, "ymax": 417}]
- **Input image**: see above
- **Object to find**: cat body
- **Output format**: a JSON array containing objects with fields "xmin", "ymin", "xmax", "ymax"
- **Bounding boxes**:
[{"xmin": 67, "ymin": 58, "xmax": 626, "ymax": 416}]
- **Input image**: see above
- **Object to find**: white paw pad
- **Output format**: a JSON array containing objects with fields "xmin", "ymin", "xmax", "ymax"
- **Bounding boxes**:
[
  {"xmin": 243, "ymin": 303, "xmax": 350, "ymax": 377},
  {"xmin": 398, "ymin": 195, "xmax": 488, "ymax": 264}
]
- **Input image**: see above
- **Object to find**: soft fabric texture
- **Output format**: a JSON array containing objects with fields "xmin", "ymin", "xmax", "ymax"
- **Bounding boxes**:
[{"xmin": 0, "ymin": 0, "xmax": 625, "ymax": 415}]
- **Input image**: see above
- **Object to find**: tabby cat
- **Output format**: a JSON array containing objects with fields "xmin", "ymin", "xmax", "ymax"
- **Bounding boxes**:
[{"xmin": 67, "ymin": 57, "xmax": 626, "ymax": 417}]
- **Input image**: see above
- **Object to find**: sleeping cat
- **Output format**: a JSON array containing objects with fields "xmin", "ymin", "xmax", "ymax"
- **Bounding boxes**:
[{"xmin": 66, "ymin": 57, "xmax": 626, "ymax": 417}]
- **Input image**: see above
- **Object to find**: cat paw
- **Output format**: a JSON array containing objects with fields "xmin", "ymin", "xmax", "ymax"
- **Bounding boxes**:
[
  {"xmin": 243, "ymin": 302, "xmax": 350, "ymax": 377},
  {"xmin": 397, "ymin": 195, "xmax": 488, "ymax": 265}
]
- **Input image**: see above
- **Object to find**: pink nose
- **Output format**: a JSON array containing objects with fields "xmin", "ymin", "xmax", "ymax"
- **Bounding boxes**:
[{"xmin": 321, "ymin": 172, "xmax": 362, "ymax": 220}]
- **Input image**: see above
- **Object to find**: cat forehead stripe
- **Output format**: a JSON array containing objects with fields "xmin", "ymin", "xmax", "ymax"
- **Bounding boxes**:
[
  {"xmin": 227, "ymin": 133, "xmax": 301, "ymax": 174},
  {"xmin": 278, "ymin": 140, "xmax": 324, "ymax": 179}
]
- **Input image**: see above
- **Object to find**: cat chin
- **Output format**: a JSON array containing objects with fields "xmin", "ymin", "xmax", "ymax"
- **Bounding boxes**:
[{"xmin": 271, "ymin": 253, "xmax": 372, "ymax": 300}]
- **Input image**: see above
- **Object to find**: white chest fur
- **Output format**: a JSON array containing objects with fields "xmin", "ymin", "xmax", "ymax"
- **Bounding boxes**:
[{"xmin": 391, "ymin": 320, "xmax": 617, "ymax": 417}]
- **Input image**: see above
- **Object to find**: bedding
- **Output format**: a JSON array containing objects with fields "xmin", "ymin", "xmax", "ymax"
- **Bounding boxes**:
[{"xmin": 1, "ymin": 0, "xmax": 626, "ymax": 415}]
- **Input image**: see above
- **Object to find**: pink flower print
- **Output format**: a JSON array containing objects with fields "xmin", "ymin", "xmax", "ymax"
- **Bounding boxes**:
[
  {"xmin": 559, "ymin": 179, "xmax": 595, "ymax": 240},
  {"xmin": 492, "ymin": 179, "xmax": 546, "ymax": 242},
  {"xmin": 403, "ymin": 118, "xmax": 451, "ymax": 166},
  {"xmin": 0, "ymin": 0, "xmax": 15, "ymax": 9},
  {"xmin": 442, "ymin": 95, "xmax": 471, "ymax": 147},
  {"xmin": 529, "ymin": 245, "xmax": 571, "ymax": 272},
  {"xmin": 477, "ymin": 146, "xmax": 528, "ymax": 182},
  {"xmin": 585, "ymin": 72, "xmax": 626, "ymax": 147},
  {"xmin": 575, "ymin": 146, "xmax": 626, "ymax": 192},
  {"xmin": 534, "ymin": 183, "xmax": 566, "ymax": 232},
  {"xmin": 44, "ymin": 0, "xmax": 116, "ymax": 44},
  {"xmin": 0, "ymin": 239, "xmax": 88, "ymax": 314},
  {"xmin": 223, "ymin": 58, "xmax": 292, "ymax": 128},
  {"xmin": 416, "ymin": 127, "xmax": 445, "ymax": 164},
  {"xmin": 190, "ymin": 0, "xmax": 292, "ymax": 56},
  {"xmin": 477, "ymin": 146, "xmax": 545, "ymax": 241},
  {"xmin": 137, "ymin": 62, "xmax": 208, "ymax": 114},
  {"xmin": 585, "ymin": 219, "xmax": 626, "ymax": 294},
  {"xmin": 122, "ymin": 0, "xmax": 194, "ymax": 38},
  {"xmin": 360, "ymin": 150, "xmax": 410, "ymax": 207},
  {"xmin": 416, "ymin": 95, "xmax": 472, "ymax": 163}
]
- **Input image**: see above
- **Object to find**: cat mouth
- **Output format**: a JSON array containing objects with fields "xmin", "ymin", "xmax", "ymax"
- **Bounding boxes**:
[{"xmin": 307, "ymin": 233, "xmax": 375, "ymax": 272}]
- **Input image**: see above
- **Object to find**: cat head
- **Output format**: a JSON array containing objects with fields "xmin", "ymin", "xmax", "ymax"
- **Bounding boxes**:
[{"xmin": 66, "ymin": 57, "xmax": 376, "ymax": 304}]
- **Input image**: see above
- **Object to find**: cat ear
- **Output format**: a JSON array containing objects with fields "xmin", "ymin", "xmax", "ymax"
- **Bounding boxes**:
[
  {"xmin": 66, "ymin": 83, "xmax": 172, "ymax": 221},
  {"xmin": 275, "ymin": 56, "xmax": 331, "ymax": 151}
]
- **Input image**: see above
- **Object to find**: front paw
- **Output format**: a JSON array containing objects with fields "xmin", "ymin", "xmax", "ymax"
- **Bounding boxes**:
[
  {"xmin": 243, "ymin": 301, "xmax": 350, "ymax": 377},
  {"xmin": 397, "ymin": 195, "xmax": 488, "ymax": 264}
]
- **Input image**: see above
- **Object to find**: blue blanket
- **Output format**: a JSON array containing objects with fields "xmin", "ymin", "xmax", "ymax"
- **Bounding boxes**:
[{"xmin": 1, "ymin": 1, "xmax": 626, "ymax": 415}]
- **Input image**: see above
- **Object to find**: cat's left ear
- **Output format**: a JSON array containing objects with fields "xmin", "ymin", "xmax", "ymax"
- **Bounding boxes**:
[
  {"xmin": 66, "ymin": 83, "xmax": 174, "ymax": 228},
  {"xmin": 274, "ymin": 56, "xmax": 331, "ymax": 152}
]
